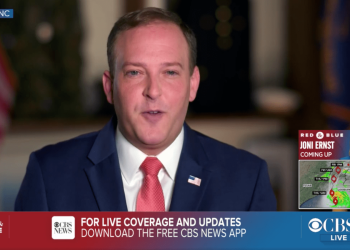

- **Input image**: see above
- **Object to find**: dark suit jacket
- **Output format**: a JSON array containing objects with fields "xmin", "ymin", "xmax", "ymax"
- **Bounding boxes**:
[{"xmin": 15, "ymin": 116, "xmax": 276, "ymax": 211}]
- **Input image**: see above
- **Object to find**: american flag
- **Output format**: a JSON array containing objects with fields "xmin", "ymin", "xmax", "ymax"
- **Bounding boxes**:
[
  {"xmin": 0, "ymin": 41, "xmax": 16, "ymax": 146},
  {"xmin": 188, "ymin": 175, "xmax": 201, "ymax": 186}
]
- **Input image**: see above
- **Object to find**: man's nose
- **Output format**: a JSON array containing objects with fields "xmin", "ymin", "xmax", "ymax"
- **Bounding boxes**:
[{"xmin": 143, "ymin": 75, "xmax": 162, "ymax": 99}]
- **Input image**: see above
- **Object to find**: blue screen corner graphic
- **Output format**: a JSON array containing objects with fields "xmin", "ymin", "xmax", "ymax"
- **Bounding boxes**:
[{"xmin": 0, "ymin": 9, "xmax": 13, "ymax": 18}]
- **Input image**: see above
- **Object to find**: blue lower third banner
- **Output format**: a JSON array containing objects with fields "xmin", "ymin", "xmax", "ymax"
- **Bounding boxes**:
[{"xmin": 1, "ymin": 212, "xmax": 350, "ymax": 249}]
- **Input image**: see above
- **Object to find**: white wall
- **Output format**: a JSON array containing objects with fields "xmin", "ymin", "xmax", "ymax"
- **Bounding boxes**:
[
  {"xmin": 79, "ymin": 0, "xmax": 124, "ymax": 112},
  {"xmin": 145, "ymin": 0, "xmax": 166, "ymax": 8},
  {"xmin": 250, "ymin": 0, "xmax": 287, "ymax": 87}
]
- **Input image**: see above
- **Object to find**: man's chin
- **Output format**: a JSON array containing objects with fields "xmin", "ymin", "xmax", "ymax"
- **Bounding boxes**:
[
  {"xmin": 136, "ymin": 133, "xmax": 169, "ymax": 153},
  {"xmin": 140, "ymin": 136, "xmax": 166, "ymax": 147}
]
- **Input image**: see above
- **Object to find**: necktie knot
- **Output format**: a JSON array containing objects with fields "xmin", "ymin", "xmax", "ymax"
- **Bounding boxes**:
[{"xmin": 140, "ymin": 157, "xmax": 163, "ymax": 176}]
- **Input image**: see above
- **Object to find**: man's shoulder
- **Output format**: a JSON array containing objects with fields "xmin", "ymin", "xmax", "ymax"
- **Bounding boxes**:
[
  {"xmin": 193, "ymin": 130, "xmax": 262, "ymax": 162},
  {"xmin": 188, "ymin": 128, "xmax": 276, "ymax": 211},
  {"xmin": 190, "ymin": 129, "xmax": 265, "ymax": 170},
  {"xmin": 33, "ymin": 131, "xmax": 99, "ymax": 164}
]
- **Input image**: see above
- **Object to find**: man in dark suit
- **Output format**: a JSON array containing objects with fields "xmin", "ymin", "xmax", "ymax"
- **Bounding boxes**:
[{"xmin": 15, "ymin": 8, "xmax": 276, "ymax": 211}]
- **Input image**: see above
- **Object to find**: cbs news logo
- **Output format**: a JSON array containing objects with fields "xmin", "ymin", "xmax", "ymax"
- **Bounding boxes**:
[
  {"xmin": 52, "ymin": 216, "xmax": 75, "ymax": 240},
  {"xmin": 308, "ymin": 218, "xmax": 350, "ymax": 233}
]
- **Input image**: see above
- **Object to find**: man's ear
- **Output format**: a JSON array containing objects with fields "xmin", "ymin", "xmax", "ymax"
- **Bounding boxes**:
[
  {"xmin": 102, "ymin": 70, "xmax": 114, "ymax": 104},
  {"xmin": 189, "ymin": 66, "xmax": 200, "ymax": 102}
]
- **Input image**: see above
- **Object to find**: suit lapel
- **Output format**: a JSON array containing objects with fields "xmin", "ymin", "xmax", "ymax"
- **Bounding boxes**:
[
  {"xmin": 169, "ymin": 124, "xmax": 213, "ymax": 211},
  {"xmin": 85, "ymin": 116, "xmax": 127, "ymax": 211}
]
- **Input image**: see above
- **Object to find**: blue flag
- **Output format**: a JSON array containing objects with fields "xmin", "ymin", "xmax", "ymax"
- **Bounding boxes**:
[{"xmin": 322, "ymin": 0, "xmax": 350, "ymax": 129}]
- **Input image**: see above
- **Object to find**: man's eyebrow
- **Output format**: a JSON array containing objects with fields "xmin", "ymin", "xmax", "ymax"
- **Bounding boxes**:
[
  {"xmin": 122, "ymin": 62, "xmax": 147, "ymax": 68},
  {"xmin": 121, "ymin": 62, "xmax": 183, "ymax": 69},
  {"xmin": 161, "ymin": 62, "xmax": 183, "ymax": 69}
]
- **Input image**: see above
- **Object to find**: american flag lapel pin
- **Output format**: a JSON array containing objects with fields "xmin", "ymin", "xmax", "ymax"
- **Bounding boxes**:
[{"xmin": 188, "ymin": 175, "xmax": 201, "ymax": 186}]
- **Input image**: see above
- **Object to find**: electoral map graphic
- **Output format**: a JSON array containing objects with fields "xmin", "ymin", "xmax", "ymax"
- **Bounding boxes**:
[{"xmin": 299, "ymin": 160, "xmax": 350, "ymax": 209}]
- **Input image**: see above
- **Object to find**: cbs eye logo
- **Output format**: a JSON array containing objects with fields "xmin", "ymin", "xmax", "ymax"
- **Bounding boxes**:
[
  {"xmin": 316, "ymin": 132, "xmax": 324, "ymax": 140},
  {"xmin": 308, "ymin": 218, "xmax": 323, "ymax": 232}
]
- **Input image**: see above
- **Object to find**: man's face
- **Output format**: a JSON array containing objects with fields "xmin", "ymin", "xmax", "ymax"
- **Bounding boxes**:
[{"xmin": 103, "ymin": 22, "xmax": 200, "ymax": 155}]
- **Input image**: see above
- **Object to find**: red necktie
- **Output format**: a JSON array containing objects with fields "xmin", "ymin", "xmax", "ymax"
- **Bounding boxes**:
[{"xmin": 136, "ymin": 157, "xmax": 165, "ymax": 211}]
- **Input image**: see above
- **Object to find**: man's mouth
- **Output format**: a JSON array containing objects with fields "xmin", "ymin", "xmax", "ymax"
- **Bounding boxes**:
[
  {"xmin": 142, "ymin": 110, "xmax": 164, "ymax": 122},
  {"xmin": 144, "ymin": 110, "xmax": 163, "ymax": 114}
]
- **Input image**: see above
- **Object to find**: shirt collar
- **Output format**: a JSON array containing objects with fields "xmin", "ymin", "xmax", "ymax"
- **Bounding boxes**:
[{"xmin": 116, "ymin": 126, "xmax": 184, "ymax": 184}]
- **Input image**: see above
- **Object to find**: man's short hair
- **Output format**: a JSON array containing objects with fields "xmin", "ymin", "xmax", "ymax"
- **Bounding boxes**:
[{"xmin": 107, "ymin": 7, "xmax": 197, "ymax": 78}]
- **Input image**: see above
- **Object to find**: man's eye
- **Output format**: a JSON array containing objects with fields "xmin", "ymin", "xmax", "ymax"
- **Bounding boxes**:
[
  {"xmin": 126, "ymin": 70, "xmax": 139, "ymax": 76},
  {"xmin": 166, "ymin": 71, "xmax": 177, "ymax": 76}
]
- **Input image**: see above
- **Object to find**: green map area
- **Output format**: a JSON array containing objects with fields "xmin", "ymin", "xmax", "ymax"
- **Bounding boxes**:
[{"xmin": 299, "ymin": 161, "xmax": 350, "ymax": 209}]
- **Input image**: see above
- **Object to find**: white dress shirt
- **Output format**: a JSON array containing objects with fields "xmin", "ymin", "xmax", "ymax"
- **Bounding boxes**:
[{"xmin": 116, "ymin": 126, "xmax": 184, "ymax": 211}]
